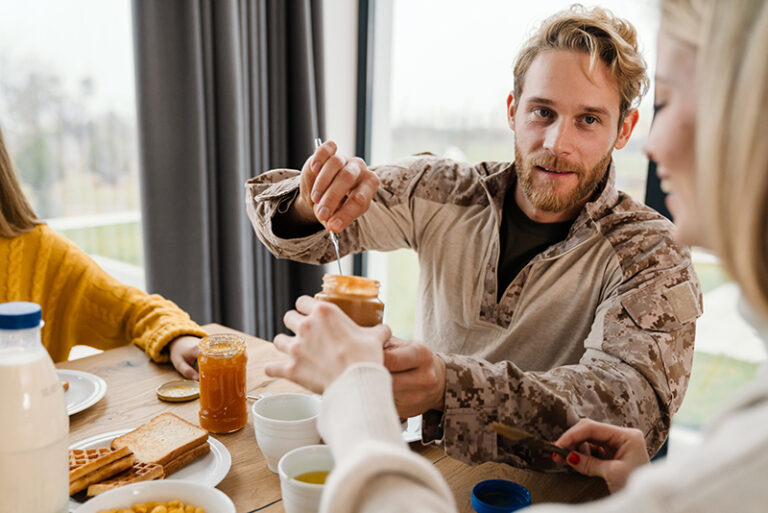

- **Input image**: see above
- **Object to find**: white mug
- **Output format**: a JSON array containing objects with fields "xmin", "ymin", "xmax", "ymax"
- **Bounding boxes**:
[
  {"xmin": 278, "ymin": 444, "xmax": 334, "ymax": 513},
  {"xmin": 251, "ymin": 393, "xmax": 321, "ymax": 472}
]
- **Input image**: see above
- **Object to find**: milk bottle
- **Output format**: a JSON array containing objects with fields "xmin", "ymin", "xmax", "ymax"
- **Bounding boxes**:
[{"xmin": 0, "ymin": 302, "xmax": 68, "ymax": 513}]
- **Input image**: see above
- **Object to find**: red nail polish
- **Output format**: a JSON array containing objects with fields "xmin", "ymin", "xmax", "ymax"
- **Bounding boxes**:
[
  {"xmin": 551, "ymin": 452, "xmax": 557, "ymax": 461},
  {"xmin": 568, "ymin": 452, "xmax": 580, "ymax": 465}
]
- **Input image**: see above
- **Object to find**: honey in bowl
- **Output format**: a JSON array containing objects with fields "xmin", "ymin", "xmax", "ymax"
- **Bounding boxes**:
[
  {"xmin": 293, "ymin": 470, "xmax": 330, "ymax": 485},
  {"xmin": 314, "ymin": 274, "xmax": 384, "ymax": 327}
]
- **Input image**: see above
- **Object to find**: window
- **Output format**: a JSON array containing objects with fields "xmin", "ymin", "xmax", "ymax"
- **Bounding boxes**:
[
  {"xmin": 363, "ymin": 0, "xmax": 765, "ymax": 453},
  {"xmin": 0, "ymin": 0, "xmax": 143, "ymax": 290}
]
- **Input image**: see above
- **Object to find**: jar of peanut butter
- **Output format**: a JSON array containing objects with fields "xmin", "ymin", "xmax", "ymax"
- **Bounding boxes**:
[{"xmin": 315, "ymin": 274, "xmax": 384, "ymax": 327}]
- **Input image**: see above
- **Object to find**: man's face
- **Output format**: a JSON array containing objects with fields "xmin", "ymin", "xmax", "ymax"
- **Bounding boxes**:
[{"xmin": 509, "ymin": 50, "xmax": 632, "ymax": 213}]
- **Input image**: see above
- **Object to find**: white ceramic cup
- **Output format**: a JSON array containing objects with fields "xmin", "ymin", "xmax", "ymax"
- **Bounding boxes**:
[
  {"xmin": 251, "ymin": 393, "xmax": 321, "ymax": 472},
  {"xmin": 278, "ymin": 444, "xmax": 334, "ymax": 513}
]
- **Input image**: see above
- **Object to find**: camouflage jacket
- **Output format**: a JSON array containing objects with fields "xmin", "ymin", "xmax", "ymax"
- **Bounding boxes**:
[{"xmin": 245, "ymin": 155, "xmax": 702, "ymax": 471}]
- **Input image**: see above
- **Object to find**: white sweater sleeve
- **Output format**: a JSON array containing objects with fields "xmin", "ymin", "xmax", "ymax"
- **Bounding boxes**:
[{"xmin": 318, "ymin": 363, "xmax": 457, "ymax": 513}]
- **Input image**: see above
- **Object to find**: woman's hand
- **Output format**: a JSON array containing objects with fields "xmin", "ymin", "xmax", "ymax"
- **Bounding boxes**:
[
  {"xmin": 266, "ymin": 296, "xmax": 392, "ymax": 393},
  {"xmin": 168, "ymin": 336, "xmax": 201, "ymax": 380},
  {"xmin": 552, "ymin": 418, "xmax": 651, "ymax": 493}
]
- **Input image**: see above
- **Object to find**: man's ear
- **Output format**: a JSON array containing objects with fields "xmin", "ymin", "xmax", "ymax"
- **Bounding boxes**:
[
  {"xmin": 615, "ymin": 109, "xmax": 639, "ymax": 149},
  {"xmin": 507, "ymin": 92, "xmax": 516, "ymax": 131}
]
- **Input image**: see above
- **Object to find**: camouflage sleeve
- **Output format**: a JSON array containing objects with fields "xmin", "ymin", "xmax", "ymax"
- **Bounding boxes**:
[
  {"xmin": 422, "ymin": 264, "xmax": 701, "ymax": 472},
  {"xmin": 244, "ymin": 158, "xmax": 434, "ymax": 264}
]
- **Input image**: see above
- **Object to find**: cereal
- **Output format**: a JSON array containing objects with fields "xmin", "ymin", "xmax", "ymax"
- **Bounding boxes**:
[{"xmin": 98, "ymin": 503, "xmax": 205, "ymax": 513}]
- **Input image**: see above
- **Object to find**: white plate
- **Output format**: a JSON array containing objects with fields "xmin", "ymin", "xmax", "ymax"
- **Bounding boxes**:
[
  {"xmin": 73, "ymin": 480, "xmax": 235, "ymax": 513},
  {"xmin": 402, "ymin": 415, "xmax": 422, "ymax": 443},
  {"xmin": 68, "ymin": 429, "xmax": 231, "ymax": 510},
  {"xmin": 57, "ymin": 369, "xmax": 107, "ymax": 416}
]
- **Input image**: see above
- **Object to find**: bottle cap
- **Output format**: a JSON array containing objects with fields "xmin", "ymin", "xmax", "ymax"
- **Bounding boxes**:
[
  {"xmin": 471, "ymin": 479, "xmax": 531, "ymax": 513},
  {"xmin": 0, "ymin": 301, "xmax": 42, "ymax": 330}
]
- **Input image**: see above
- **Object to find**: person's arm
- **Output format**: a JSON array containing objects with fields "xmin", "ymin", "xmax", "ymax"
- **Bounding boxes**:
[
  {"xmin": 408, "ymin": 264, "xmax": 700, "ymax": 471},
  {"xmin": 245, "ymin": 148, "xmax": 454, "ymax": 264},
  {"xmin": 45, "ymin": 231, "xmax": 207, "ymax": 370},
  {"xmin": 319, "ymin": 364, "xmax": 457, "ymax": 513}
]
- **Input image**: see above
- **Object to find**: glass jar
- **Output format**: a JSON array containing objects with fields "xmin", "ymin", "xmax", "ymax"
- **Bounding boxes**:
[
  {"xmin": 315, "ymin": 274, "xmax": 384, "ymax": 327},
  {"xmin": 0, "ymin": 302, "xmax": 68, "ymax": 512},
  {"xmin": 198, "ymin": 334, "xmax": 248, "ymax": 434}
]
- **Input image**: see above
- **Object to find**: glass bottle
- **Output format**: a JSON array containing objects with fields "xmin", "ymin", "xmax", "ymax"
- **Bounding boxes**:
[
  {"xmin": 0, "ymin": 302, "xmax": 68, "ymax": 512},
  {"xmin": 315, "ymin": 274, "xmax": 385, "ymax": 327},
  {"xmin": 198, "ymin": 333, "xmax": 248, "ymax": 433}
]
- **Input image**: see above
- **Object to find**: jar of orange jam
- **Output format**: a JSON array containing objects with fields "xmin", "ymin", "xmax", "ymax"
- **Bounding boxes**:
[
  {"xmin": 198, "ymin": 334, "xmax": 248, "ymax": 433},
  {"xmin": 315, "ymin": 274, "xmax": 384, "ymax": 327}
]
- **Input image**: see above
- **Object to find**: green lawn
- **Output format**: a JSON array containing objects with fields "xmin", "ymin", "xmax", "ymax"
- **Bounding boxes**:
[
  {"xmin": 673, "ymin": 351, "xmax": 761, "ymax": 430},
  {"xmin": 58, "ymin": 222, "xmax": 143, "ymax": 267}
]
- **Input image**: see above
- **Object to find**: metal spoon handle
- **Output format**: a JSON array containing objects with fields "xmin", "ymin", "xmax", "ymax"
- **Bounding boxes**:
[{"xmin": 314, "ymin": 138, "xmax": 344, "ymax": 275}]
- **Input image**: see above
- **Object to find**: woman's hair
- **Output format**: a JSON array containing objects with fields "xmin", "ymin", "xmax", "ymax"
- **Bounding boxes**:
[
  {"xmin": 663, "ymin": 0, "xmax": 768, "ymax": 317},
  {"xmin": 513, "ymin": 4, "xmax": 649, "ymax": 122},
  {"xmin": 0, "ymin": 127, "xmax": 40, "ymax": 237}
]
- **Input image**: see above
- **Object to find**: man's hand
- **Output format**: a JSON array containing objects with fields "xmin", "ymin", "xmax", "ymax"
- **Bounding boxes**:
[
  {"xmin": 168, "ymin": 336, "xmax": 201, "ymax": 380},
  {"xmin": 383, "ymin": 338, "xmax": 446, "ymax": 418},
  {"xmin": 266, "ymin": 296, "xmax": 392, "ymax": 393},
  {"xmin": 292, "ymin": 140, "xmax": 380, "ymax": 233},
  {"xmin": 551, "ymin": 418, "xmax": 650, "ymax": 493}
]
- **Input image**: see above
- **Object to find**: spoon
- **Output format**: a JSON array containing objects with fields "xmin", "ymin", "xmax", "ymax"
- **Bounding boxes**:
[{"xmin": 314, "ymin": 138, "xmax": 343, "ymax": 275}]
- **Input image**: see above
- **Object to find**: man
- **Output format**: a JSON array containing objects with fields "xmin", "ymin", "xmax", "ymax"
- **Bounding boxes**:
[{"xmin": 246, "ymin": 6, "xmax": 701, "ymax": 471}]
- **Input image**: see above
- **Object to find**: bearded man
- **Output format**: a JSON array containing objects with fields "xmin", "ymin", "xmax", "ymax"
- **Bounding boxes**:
[{"xmin": 246, "ymin": 6, "xmax": 701, "ymax": 471}]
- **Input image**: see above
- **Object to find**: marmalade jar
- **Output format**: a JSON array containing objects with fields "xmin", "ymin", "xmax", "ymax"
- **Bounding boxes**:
[
  {"xmin": 198, "ymin": 334, "xmax": 248, "ymax": 433},
  {"xmin": 314, "ymin": 274, "xmax": 384, "ymax": 327}
]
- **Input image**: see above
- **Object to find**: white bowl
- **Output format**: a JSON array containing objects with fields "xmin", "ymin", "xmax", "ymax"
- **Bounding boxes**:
[{"xmin": 74, "ymin": 480, "xmax": 235, "ymax": 513}]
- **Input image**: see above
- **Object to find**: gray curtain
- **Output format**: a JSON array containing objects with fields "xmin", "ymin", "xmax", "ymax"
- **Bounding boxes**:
[{"xmin": 132, "ymin": 0, "xmax": 325, "ymax": 338}]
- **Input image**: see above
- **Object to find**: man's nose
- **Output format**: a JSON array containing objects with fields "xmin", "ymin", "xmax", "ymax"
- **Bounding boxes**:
[{"xmin": 542, "ymin": 119, "xmax": 574, "ymax": 156}]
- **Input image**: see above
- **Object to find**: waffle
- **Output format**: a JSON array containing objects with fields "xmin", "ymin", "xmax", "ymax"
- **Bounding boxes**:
[
  {"xmin": 69, "ymin": 447, "xmax": 135, "ymax": 495},
  {"xmin": 86, "ymin": 461, "xmax": 165, "ymax": 497}
]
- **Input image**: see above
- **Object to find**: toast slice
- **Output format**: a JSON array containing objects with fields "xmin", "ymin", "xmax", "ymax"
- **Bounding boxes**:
[
  {"xmin": 69, "ymin": 449, "xmax": 135, "ymax": 495},
  {"xmin": 162, "ymin": 440, "xmax": 211, "ymax": 477},
  {"xmin": 86, "ymin": 461, "xmax": 164, "ymax": 497},
  {"xmin": 110, "ymin": 412, "xmax": 208, "ymax": 466}
]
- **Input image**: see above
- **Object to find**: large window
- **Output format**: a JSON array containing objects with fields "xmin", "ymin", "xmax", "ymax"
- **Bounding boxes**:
[
  {"xmin": 0, "ymin": 0, "xmax": 143, "ymax": 289},
  {"xmin": 363, "ymin": 0, "xmax": 765, "ymax": 451}
]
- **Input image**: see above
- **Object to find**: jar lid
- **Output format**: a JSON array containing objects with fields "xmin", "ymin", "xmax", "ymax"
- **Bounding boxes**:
[
  {"xmin": 471, "ymin": 479, "xmax": 531, "ymax": 513},
  {"xmin": 156, "ymin": 379, "xmax": 200, "ymax": 402},
  {"xmin": 0, "ymin": 302, "xmax": 42, "ymax": 330}
]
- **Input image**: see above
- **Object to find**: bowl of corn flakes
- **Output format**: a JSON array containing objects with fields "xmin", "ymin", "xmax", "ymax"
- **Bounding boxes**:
[{"xmin": 73, "ymin": 480, "xmax": 235, "ymax": 513}]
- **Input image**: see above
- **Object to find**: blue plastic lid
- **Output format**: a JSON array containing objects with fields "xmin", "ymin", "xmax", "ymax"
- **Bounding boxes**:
[
  {"xmin": 472, "ymin": 479, "xmax": 531, "ymax": 513},
  {"xmin": 0, "ymin": 302, "xmax": 42, "ymax": 330}
]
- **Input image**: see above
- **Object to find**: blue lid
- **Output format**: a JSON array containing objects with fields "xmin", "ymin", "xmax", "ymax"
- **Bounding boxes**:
[
  {"xmin": 0, "ymin": 302, "xmax": 42, "ymax": 330},
  {"xmin": 472, "ymin": 479, "xmax": 531, "ymax": 513}
]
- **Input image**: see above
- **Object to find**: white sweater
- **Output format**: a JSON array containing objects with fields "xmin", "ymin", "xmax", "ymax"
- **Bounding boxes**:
[{"xmin": 318, "ymin": 302, "xmax": 768, "ymax": 513}]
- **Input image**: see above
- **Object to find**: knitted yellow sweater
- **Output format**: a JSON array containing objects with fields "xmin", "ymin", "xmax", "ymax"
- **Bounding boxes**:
[{"xmin": 0, "ymin": 224, "xmax": 208, "ymax": 362}]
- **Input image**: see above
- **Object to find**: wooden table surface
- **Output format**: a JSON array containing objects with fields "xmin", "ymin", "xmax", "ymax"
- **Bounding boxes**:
[{"xmin": 60, "ymin": 324, "xmax": 607, "ymax": 513}]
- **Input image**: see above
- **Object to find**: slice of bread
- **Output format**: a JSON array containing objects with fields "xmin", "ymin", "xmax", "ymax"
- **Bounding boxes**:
[
  {"xmin": 162, "ymin": 440, "xmax": 211, "ymax": 477},
  {"xmin": 110, "ymin": 412, "xmax": 208, "ymax": 466}
]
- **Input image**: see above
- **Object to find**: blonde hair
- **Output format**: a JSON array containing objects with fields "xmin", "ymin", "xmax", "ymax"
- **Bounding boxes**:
[
  {"xmin": 662, "ymin": 0, "xmax": 768, "ymax": 317},
  {"xmin": 0, "ymin": 127, "xmax": 40, "ymax": 237},
  {"xmin": 513, "ymin": 4, "xmax": 650, "ymax": 121}
]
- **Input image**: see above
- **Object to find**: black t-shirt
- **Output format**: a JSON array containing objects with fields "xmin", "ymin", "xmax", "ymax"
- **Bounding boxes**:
[{"xmin": 497, "ymin": 192, "xmax": 574, "ymax": 301}]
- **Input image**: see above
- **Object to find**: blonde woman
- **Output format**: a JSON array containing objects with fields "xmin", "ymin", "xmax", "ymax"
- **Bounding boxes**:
[
  {"xmin": 0, "ymin": 127, "xmax": 207, "ymax": 379},
  {"xmin": 266, "ymin": 0, "xmax": 768, "ymax": 511}
]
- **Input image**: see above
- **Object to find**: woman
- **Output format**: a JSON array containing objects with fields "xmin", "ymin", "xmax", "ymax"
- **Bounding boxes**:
[
  {"xmin": 0, "ymin": 127, "xmax": 206, "ymax": 379},
  {"xmin": 266, "ymin": 0, "xmax": 768, "ymax": 511}
]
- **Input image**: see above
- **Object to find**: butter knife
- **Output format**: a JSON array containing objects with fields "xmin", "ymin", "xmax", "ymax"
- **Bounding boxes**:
[{"xmin": 491, "ymin": 422, "xmax": 571, "ymax": 458}]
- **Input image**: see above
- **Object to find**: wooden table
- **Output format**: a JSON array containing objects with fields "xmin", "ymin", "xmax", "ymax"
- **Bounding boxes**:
[{"xmin": 60, "ymin": 324, "xmax": 607, "ymax": 512}]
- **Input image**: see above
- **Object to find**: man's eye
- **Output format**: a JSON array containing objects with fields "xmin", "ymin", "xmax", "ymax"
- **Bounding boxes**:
[
  {"xmin": 534, "ymin": 108, "xmax": 551, "ymax": 118},
  {"xmin": 583, "ymin": 116, "xmax": 598, "ymax": 125}
]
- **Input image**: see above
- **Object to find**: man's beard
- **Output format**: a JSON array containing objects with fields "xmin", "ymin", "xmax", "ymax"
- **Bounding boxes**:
[{"xmin": 514, "ymin": 140, "xmax": 612, "ymax": 213}]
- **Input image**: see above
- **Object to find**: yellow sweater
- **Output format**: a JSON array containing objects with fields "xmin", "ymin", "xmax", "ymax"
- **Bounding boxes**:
[{"xmin": 0, "ymin": 224, "xmax": 208, "ymax": 362}]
